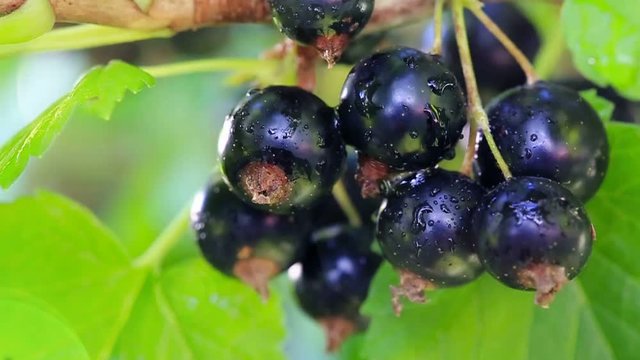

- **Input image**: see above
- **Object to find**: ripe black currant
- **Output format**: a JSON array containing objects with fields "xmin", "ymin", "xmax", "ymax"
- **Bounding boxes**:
[
  {"xmin": 442, "ymin": 3, "xmax": 540, "ymax": 95},
  {"xmin": 475, "ymin": 81, "xmax": 609, "ymax": 202},
  {"xmin": 294, "ymin": 225, "xmax": 381, "ymax": 351},
  {"xmin": 311, "ymin": 151, "xmax": 382, "ymax": 229},
  {"xmin": 337, "ymin": 47, "xmax": 467, "ymax": 174},
  {"xmin": 191, "ymin": 181, "xmax": 310, "ymax": 299},
  {"xmin": 376, "ymin": 168, "xmax": 484, "ymax": 314},
  {"xmin": 219, "ymin": 86, "xmax": 346, "ymax": 214},
  {"xmin": 474, "ymin": 176, "xmax": 594, "ymax": 307},
  {"xmin": 268, "ymin": 0, "xmax": 374, "ymax": 65}
]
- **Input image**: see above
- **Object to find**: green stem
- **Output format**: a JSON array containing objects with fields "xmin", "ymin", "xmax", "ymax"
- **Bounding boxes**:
[
  {"xmin": 431, "ymin": 0, "xmax": 445, "ymax": 54},
  {"xmin": 133, "ymin": 205, "xmax": 192, "ymax": 270},
  {"xmin": 332, "ymin": 180, "xmax": 363, "ymax": 228},
  {"xmin": 143, "ymin": 58, "xmax": 280, "ymax": 78},
  {"xmin": 0, "ymin": 24, "xmax": 172, "ymax": 58},
  {"xmin": 452, "ymin": 0, "xmax": 512, "ymax": 179},
  {"xmin": 460, "ymin": 112, "xmax": 478, "ymax": 177}
]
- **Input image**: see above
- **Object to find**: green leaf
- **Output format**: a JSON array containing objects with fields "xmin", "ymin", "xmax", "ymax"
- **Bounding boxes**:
[
  {"xmin": 79, "ymin": 61, "xmax": 155, "ymax": 120},
  {"xmin": 0, "ymin": 290, "xmax": 90, "ymax": 360},
  {"xmin": 0, "ymin": 191, "xmax": 288, "ymax": 359},
  {"xmin": 361, "ymin": 122, "xmax": 640, "ymax": 359},
  {"xmin": 0, "ymin": 191, "xmax": 146, "ymax": 359},
  {"xmin": 582, "ymin": 122, "xmax": 640, "ymax": 358},
  {"xmin": 112, "ymin": 259, "xmax": 287, "ymax": 359},
  {"xmin": 0, "ymin": 61, "xmax": 154, "ymax": 189},
  {"xmin": 580, "ymin": 89, "xmax": 615, "ymax": 123},
  {"xmin": 562, "ymin": 0, "xmax": 640, "ymax": 100}
]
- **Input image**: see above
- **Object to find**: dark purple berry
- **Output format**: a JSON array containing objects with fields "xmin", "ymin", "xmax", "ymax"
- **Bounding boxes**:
[
  {"xmin": 268, "ymin": 0, "xmax": 374, "ymax": 65},
  {"xmin": 337, "ymin": 47, "xmax": 467, "ymax": 172},
  {"xmin": 376, "ymin": 168, "xmax": 484, "ymax": 314},
  {"xmin": 474, "ymin": 176, "xmax": 594, "ymax": 307},
  {"xmin": 191, "ymin": 181, "xmax": 310, "ymax": 299},
  {"xmin": 219, "ymin": 86, "xmax": 346, "ymax": 214},
  {"xmin": 293, "ymin": 225, "xmax": 381, "ymax": 351},
  {"xmin": 441, "ymin": 3, "xmax": 540, "ymax": 95},
  {"xmin": 475, "ymin": 82, "xmax": 609, "ymax": 202}
]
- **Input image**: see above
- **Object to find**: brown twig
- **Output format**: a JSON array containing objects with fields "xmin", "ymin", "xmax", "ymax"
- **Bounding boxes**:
[
  {"xmin": 46, "ymin": 0, "xmax": 270, "ymax": 30},
  {"xmin": 43, "ymin": 0, "xmax": 434, "ymax": 32}
]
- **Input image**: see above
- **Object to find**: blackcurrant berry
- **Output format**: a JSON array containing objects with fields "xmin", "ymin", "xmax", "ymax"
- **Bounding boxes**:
[
  {"xmin": 473, "ymin": 176, "xmax": 594, "ymax": 307},
  {"xmin": 311, "ymin": 151, "xmax": 382, "ymax": 229},
  {"xmin": 219, "ymin": 86, "xmax": 346, "ymax": 214},
  {"xmin": 191, "ymin": 181, "xmax": 310, "ymax": 299},
  {"xmin": 441, "ymin": 3, "xmax": 540, "ymax": 95},
  {"xmin": 475, "ymin": 81, "xmax": 609, "ymax": 202},
  {"xmin": 268, "ymin": 0, "xmax": 375, "ymax": 65},
  {"xmin": 293, "ymin": 225, "xmax": 381, "ymax": 351},
  {"xmin": 376, "ymin": 168, "xmax": 484, "ymax": 314},
  {"xmin": 337, "ymin": 47, "xmax": 467, "ymax": 173}
]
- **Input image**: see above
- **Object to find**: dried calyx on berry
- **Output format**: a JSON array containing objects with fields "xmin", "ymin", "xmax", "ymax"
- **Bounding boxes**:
[
  {"xmin": 293, "ymin": 225, "xmax": 381, "ymax": 352},
  {"xmin": 268, "ymin": 0, "xmax": 375, "ymax": 66},
  {"xmin": 191, "ymin": 181, "xmax": 310, "ymax": 300},
  {"xmin": 310, "ymin": 151, "xmax": 382, "ymax": 229},
  {"xmin": 376, "ymin": 168, "xmax": 485, "ymax": 315},
  {"xmin": 219, "ymin": 86, "xmax": 346, "ymax": 214},
  {"xmin": 473, "ymin": 176, "xmax": 594, "ymax": 307}
]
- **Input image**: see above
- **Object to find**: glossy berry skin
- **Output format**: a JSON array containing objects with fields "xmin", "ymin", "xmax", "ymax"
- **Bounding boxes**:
[
  {"xmin": 475, "ymin": 82, "xmax": 609, "ymax": 202},
  {"xmin": 219, "ymin": 86, "xmax": 346, "ymax": 214},
  {"xmin": 295, "ymin": 226, "xmax": 382, "ymax": 319},
  {"xmin": 191, "ymin": 181, "xmax": 309, "ymax": 277},
  {"xmin": 442, "ymin": 3, "xmax": 540, "ymax": 94},
  {"xmin": 376, "ymin": 169, "xmax": 484, "ymax": 286},
  {"xmin": 337, "ymin": 47, "xmax": 467, "ymax": 171},
  {"xmin": 474, "ymin": 177, "xmax": 593, "ymax": 290},
  {"xmin": 268, "ymin": 0, "xmax": 374, "ymax": 62}
]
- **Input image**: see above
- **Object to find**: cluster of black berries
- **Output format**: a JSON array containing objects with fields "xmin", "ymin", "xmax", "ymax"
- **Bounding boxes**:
[{"xmin": 190, "ymin": 0, "xmax": 610, "ymax": 351}]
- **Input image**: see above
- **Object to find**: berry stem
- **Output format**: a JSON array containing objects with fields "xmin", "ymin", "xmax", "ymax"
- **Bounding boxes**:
[
  {"xmin": 143, "ymin": 58, "xmax": 282, "ymax": 79},
  {"xmin": 431, "ymin": 0, "xmax": 446, "ymax": 55},
  {"xmin": 133, "ymin": 204, "xmax": 191, "ymax": 270},
  {"xmin": 533, "ymin": 13, "xmax": 566, "ymax": 80},
  {"xmin": 465, "ymin": 0, "xmax": 539, "ymax": 85},
  {"xmin": 452, "ymin": 0, "xmax": 512, "ymax": 179},
  {"xmin": 332, "ymin": 180, "xmax": 363, "ymax": 228},
  {"xmin": 460, "ymin": 113, "xmax": 478, "ymax": 177}
]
